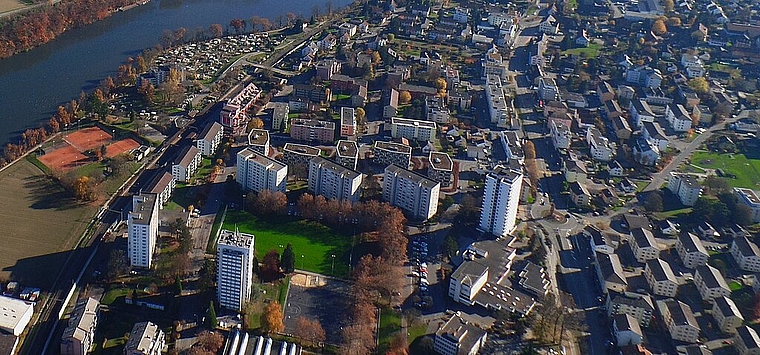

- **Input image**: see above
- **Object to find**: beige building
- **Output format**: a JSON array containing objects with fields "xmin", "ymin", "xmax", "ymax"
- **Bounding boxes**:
[
  {"xmin": 712, "ymin": 296, "xmax": 744, "ymax": 334},
  {"xmin": 123, "ymin": 321, "xmax": 165, "ymax": 355},
  {"xmin": 383, "ymin": 165, "xmax": 440, "ymax": 220},
  {"xmin": 630, "ymin": 228, "xmax": 660, "ymax": 263},
  {"xmin": 433, "ymin": 314, "xmax": 488, "ymax": 355},
  {"xmin": 608, "ymin": 292, "xmax": 654, "ymax": 327},
  {"xmin": 60, "ymin": 298, "xmax": 100, "ymax": 355},
  {"xmin": 676, "ymin": 233, "xmax": 709, "ymax": 269},
  {"xmin": 658, "ymin": 299, "xmax": 700, "ymax": 343},
  {"xmin": 282, "ymin": 143, "xmax": 321, "ymax": 175},
  {"xmin": 695, "ymin": 265, "xmax": 730, "ymax": 302},
  {"xmin": 736, "ymin": 326, "xmax": 760, "ymax": 355},
  {"xmin": 644, "ymin": 259, "xmax": 678, "ymax": 297},
  {"xmin": 196, "ymin": 121, "xmax": 224, "ymax": 156},
  {"xmin": 171, "ymin": 145, "xmax": 201, "ymax": 182},
  {"xmin": 308, "ymin": 156, "xmax": 362, "ymax": 203},
  {"xmin": 290, "ymin": 118, "xmax": 336, "ymax": 144},
  {"xmin": 390, "ymin": 117, "xmax": 436, "ymax": 142},
  {"xmin": 731, "ymin": 236, "xmax": 760, "ymax": 273}
]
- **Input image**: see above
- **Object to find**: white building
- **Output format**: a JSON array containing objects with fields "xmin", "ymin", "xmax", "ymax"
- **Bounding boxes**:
[
  {"xmin": 61, "ymin": 298, "xmax": 99, "ymax": 355},
  {"xmin": 123, "ymin": 321, "xmax": 165, "ymax": 355},
  {"xmin": 383, "ymin": 165, "xmax": 440, "ymax": 220},
  {"xmin": 681, "ymin": 53, "xmax": 706, "ymax": 78},
  {"xmin": 658, "ymin": 299, "xmax": 699, "ymax": 343},
  {"xmin": 196, "ymin": 121, "xmax": 224, "ymax": 156},
  {"xmin": 731, "ymin": 236, "xmax": 760, "ymax": 272},
  {"xmin": 676, "ymin": 233, "xmax": 709, "ymax": 269},
  {"xmin": 373, "ymin": 141, "xmax": 412, "ymax": 169},
  {"xmin": 695, "ymin": 265, "xmax": 730, "ymax": 302},
  {"xmin": 587, "ymin": 127, "xmax": 614, "ymax": 161},
  {"xmin": 485, "ymin": 75, "xmax": 512, "ymax": 128},
  {"xmin": 0, "ymin": 295, "xmax": 33, "ymax": 337},
  {"xmin": 434, "ymin": 314, "xmax": 488, "ymax": 355},
  {"xmin": 735, "ymin": 325, "xmax": 760, "ymax": 355},
  {"xmin": 550, "ymin": 120, "xmax": 571, "ymax": 150},
  {"xmin": 171, "ymin": 145, "xmax": 202, "ymax": 183},
  {"xmin": 712, "ymin": 296, "xmax": 744, "ymax": 334},
  {"xmin": 666, "ymin": 103, "xmax": 693, "ymax": 132},
  {"xmin": 630, "ymin": 228, "xmax": 660, "ymax": 263},
  {"xmin": 668, "ymin": 173, "xmax": 702, "ymax": 206},
  {"xmin": 537, "ymin": 77, "xmax": 558, "ymax": 101},
  {"xmin": 217, "ymin": 229, "xmax": 256, "ymax": 311},
  {"xmin": 642, "ymin": 121, "xmax": 669, "ymax": 152},
  {"xmin": 479, "ymin": 166, "xmax": 523, "ymax": 237},
  {"xmin": 390, "ymin": 117, "xmax": 436, "ymax": 142},
  {"xmin": 236, "ymin": 148, "xmax": 287, "ymax": 193},
  {"xmin": 128, "ymin": 193, "xmax": 159, "ymax": 268},
  {"xmin": 308, "ymin": 156, "xmax": 362, "ymax": 203},
  {"xmin": 271, "ymin": 102, "xmax": 290, "ymax": 131},
  {"xmin": 735, "ymin": 188, "xmax": 760, "ymax": 223},
  {"xmin": 644, "ymin": 259, "xmax": 679, "ymax": 297},
  {"xmin": 482, "ymin": 47, "xmax": 508, "ymax": 80},
  {"xmin": 247, "ymin": 129, "xmax": 270, "ymax": 156}
]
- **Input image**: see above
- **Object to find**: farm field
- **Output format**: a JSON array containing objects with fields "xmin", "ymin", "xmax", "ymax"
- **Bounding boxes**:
[
  {"xmin": 222, "ymin": 209, "xmax": 352, "ymax": 277},
  {"xmin": 0, "ymin": 159, "xmax": 99, "ymax": 288},
  {"xmin": 690, "ymin": 151, "xmax": 760, "ymax": 189},
  {"xmin": 0, "ymin": 0, "xmax": 29, "ymax": 14}
]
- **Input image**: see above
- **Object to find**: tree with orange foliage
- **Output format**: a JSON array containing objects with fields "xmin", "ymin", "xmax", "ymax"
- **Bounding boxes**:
[
  {"xmin": 399, "ymin": 90, "xmax": 412, "ymax": 104},
  {"xmin": 651, "ymin": 19, "xmax": 667, "ymax": 35},
  {"xmin": 260, "ymin": 301, "xmax": 284, "ymax": 334},
  {"xmin": 294, "ymin": 316, "xmax": 327, "ymax": 347}
]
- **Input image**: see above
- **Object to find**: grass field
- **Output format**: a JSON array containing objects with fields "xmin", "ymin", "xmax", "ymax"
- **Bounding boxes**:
[
  {"xmin": 0, "ymin": 0, "xmax": 29, "ymax": 14},
  {"xmin": 0, "ymin": 159, "xmax": 99, "ymax": 288},
  {"xmin": 222, "ymin": 210, "xmax": 352, "ymax": 277},
  {"xmin": 407, "ymin": 323, "xmax": 428, "ymax": 345},
  {"xmin": 378, "ymin": 307, "xmax": 402, "ymax": 353},
  {"xmin": 691, "ymin": 151, "xmax": 760, "ymax": 189},
  {"xmin": 562, "ymin": 43, "xmax": 602, "ymax": 57}
]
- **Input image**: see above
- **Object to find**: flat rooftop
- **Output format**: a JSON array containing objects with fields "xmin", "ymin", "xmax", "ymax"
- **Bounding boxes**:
[
  {"xmin": 218, "ymin": 229, "xmax": 255, "ymax": 249},
  {"xmin": 336, "ymin": 140, "xmax": 358, "ymax": 158},
  {"xmin": 429, "ymin": 152, "xmax": 453, "ymax": 171},
  {"xmin": 385, "ymin": 164, "xmax": 439, "ymax": 189},
  {"xmin": 392, "ymin": 117, "xmax": 437, "ymax": 129},
  {"xmin": 284, "ymin": 143, "xmax": 321, "ymax": 157},
  {"xmin": 248, "ymin": 129, "xmax": 270, "ymax": 146},
  {"xmin": 374, "ymin": 141, "xmax": 412, "ymax": 154},
  {"xmin": 0, "ymin": 295, "xmax": 33, "ymax": 335}
]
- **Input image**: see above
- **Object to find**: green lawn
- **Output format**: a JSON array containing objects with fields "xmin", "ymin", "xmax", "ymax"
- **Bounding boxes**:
[
  {"xmin": 407, "ymin": 323, "xmax": 428, "ymax": 345},
  {"xmin": 222, "ymin": 210, "xmax": 352, "ymax": 277},
  {"xmin": 729, "ymin": 281, "xmax": 743, "ymax": 292},
  {"xmin": 378, "ymin": 307, "xmax": 402, "ymax": 353},
  {"xmin": 562, "ymin": 43, "xmax": 602, "ymax": 57},
  {"xmin": 653, "ymin": 207, "xmax": 692, "ymax": 220},
  {"xmin": 691, "ymin": 151, "xmax": 760, "ymax": 189}
]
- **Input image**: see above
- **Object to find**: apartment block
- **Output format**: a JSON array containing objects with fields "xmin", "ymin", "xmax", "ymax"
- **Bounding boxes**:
[
  {"xmin": 290, "ymin": 118, "xmax": 336, "ymax": 144},
  {"xmin": 428, "ymin": 152, "xmax": 453, "ymax": 188},
  {"xmin": 658, "ymin": 299, "xmax": 699, "ymax": 343},
  {"xmin": 128, "ymin": 193, "xmax": 159, "ymax": 268},
  {"xmin": 171, "ymin": 145, "xmax": 201, "ymax": 183},
  {"xmin": 373, "ymin": 141, "xmax": 412, "ymax": 169},
  {"xmin": 247, "ymin": 129, "xmax": 270, "ymax": 156},
  {"xmin": 735, "ymin": 188, "xmax": 760, "ymax": 223},
  {"xmin": 630, "ymin": 228, "xmax": 660, "ymax": 263},
  {"xmin": 587, "ymin": 126, "xmax": 614, "ymax": 161},
  {"xmin": 217, "ymin": 229, "xmax": 255, "ymax": 311},
  {"xmin": 613, "ymin": 314, "xmax": 643, "ymax": 346},
  {"xmin": 735, "ymin": 326, "xmax": 760, "ymax": 355},
  {"xmin": 478, "ymin": 166, "xmax": 523, "ymax": 237},
  {"xmin": 390, "ymin": 117, "xmax": 436, "ymax": 142},
  {"xmin": 485, "ymin": 75, "xmax": 512, "ymax": 128},
  {"xmin": 335, "ymin": 140, "xmax": 359, "ymax": 171},
  {"xmin": 220, "ymin": 82, "xmax": 261, "ymax": 136},
  {"xmin": 383, "ymin": 165, "xmax": 440, "ymax": 220},
  {"xmin": 595, "ymin": 251, "xmax": 628, "ymax": 294},
  {"xmin": 236, "ymin": 148, "xmax": 287, "ymax": 193},
  {"xmin": 731, "ymin": 236, "xmax": 760, "ymax": 272},
  {"xmin": 282, "ymin": 143, "xmax": 321, "ymax": 173},
  {"xmin": 271, "ymin": 102, "xmax": 290, "ymax": 131},
  {"xmin": 644, "ymin": 259, "xmax": 678, "ymax": 297},
  {"xmin": 676, "ymin": 233, "xmax": 709, "ymax": 269},
  {"xmin": 340, "ymin": 107, "xmax": 356, "ymax": 138},
  {"xmin": 695, "ymin": 265, "xmax": 730, "ymax": 302},
  {"xmin": 308, "ymin": 156, "xmax": 362, "ymax": 202},
  {"xmin": 123, "ymin": 321, "xmax": 165, "ymax": 355},
  {"xmin": 668, "ymin": 173, "xmax": 702, "ymax": 206},
  {"xmin": 144, "ymin": 170, "xmax": 175, "ymax": 208},
  {"xmin": 712, "ymin": 296, "xmax": 744, "ymax": 334},
  {"xmin": 608, "ymin": 292, "xmax": 654, "ymax": 327},
  {"xmin": 433, "ymin": 314, "xmax": 487, "ymax": 355},
  {"xmin": 666, "ymin": 103, "xmax": 693, "ymax": 132},
  {"xmin": 60, "ymin": 298, "xmax": 100, "ymax": 355},
  {"xmin": 196, "ymin": 121, "xmax": 224, "ymax": 156}
]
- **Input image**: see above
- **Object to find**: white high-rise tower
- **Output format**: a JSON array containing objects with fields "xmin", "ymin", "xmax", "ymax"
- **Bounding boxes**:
[{"xmin": 479, "ymin": 166, "xmax": 523, "ymax": 237}]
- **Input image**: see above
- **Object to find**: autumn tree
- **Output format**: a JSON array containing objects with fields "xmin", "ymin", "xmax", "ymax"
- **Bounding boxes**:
[
  {"xmin": 73, "ymin": 176, "xmax": 97, "ymax": 201},
  {"xmin": 663, "ymin": 0, "xmax": 674, "ymax": 12},
  {"xmin": 434, "ymin": 77, "xmax": 447, "ymax": 92},
  {"xmin": 651, "ymin": 19, "xmax": 667, "ymax": 35},
  {"xmin": 295, "ymin": 316, "xmax": 326, "ymax": 347},
  {"xmin": 260, "ymin": 301, "xmax": 284, "ymax": 334},
  {"xmin": 107, "ymin": 249, "xmax": 129, "ymax": 281},
  {"xmin": 667, "ymin": 17, "xmax": 681, "ymax": 27},
  {"xmin": 230, "ymin": 19, "xmax": 246, "ymax": 34},
  {"xmin": 399, "ymin": 90, "xmax": 412, "ymax": 104},
  {"xmin": 355, "ymin": 107, "xmax": 366, "ymax": 123},
  {"xmin": 194, "ymin": 331, "xmax": 224, "ymax": 353},
  {"xmin": 281, "ymin": 244, "xmax": 296, "ymax": 273},
  {"xmin": 688, "ymin": 77, "xmax": 709, "ymax": 94},
  {"xmin": 209, "ymin": 23, "xmax": 223, "ymax": 37},
  {"xmin": 248, "ymin": 190, "xmax": 287, "ymax": 216},
  {"xmin": 249, "ymin": 117, "xmax": 264, "ymax": 130},
  {"xmin": 524, "ymin": 140, "xmax": 536, "ymax": 160},
  {"xmin": 260, "ymin": 249, "xmax": 281, "ymax": 281}
]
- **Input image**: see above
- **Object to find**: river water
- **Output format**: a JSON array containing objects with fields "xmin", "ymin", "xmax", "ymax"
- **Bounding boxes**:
[{"xmin": 0, "ymin": 0, "xmax": 348, "ymax": 146}]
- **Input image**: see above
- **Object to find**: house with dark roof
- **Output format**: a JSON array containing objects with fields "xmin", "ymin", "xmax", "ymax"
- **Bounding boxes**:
[
  {"xmin": 630, "ymin": 228, "xmax": 659, "ymax": 263},
  {"xmin": 695, "ymin": 265, "xmax": 730, "ymax": 302},
  {"xmin": 712, "ymin": 296, "xmax": 744, "ymax": 334},
  {"xmin": 658, "ymin": 299, "xmax": 699, "ymax": 343},
  {"xmin": 607, "ymin": 292, "xmax": 654, "ymax": 327},
  {"xmin": 569, "ymin": 181, "xmax": 591, "ymax": 208},
  {"xmin": 595, "ymin": 251, "xmax": 628, "ymax": 293},
  {"xmin": 676, "ymin": 233, "xmax": 708, "ymax": 269},
  {"xmin": 731, "ymin": 236, "xmax": 760, "ymax": 273},
  {"xmin": 644, "ymin": 259, "xmax": 678, "ymax": 297},
  {"xmin": 735, "ymin": 325, "xmax": 760, "ymax": 355},
  {"xmin": 433, "ymin": 313, "xmax": 487, "ymax": 355},
  {"xmin": 613, "ymin": 314, "xmax": 643, "ymax": 346},
  {"xmin": 172, "ymin": 145, "xmax": 201, "ymax": 183}
]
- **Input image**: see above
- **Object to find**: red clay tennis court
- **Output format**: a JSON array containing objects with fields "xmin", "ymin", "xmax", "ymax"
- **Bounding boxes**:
[
  {"xmin": 64, "ymin": 127, "xmax": 112, "ymax": 152},
  {"xmin": 38, "ymin": 144, "xmax": 88, "ymax": 171},
  {"xmin": 105, "ymin": 138, "xmax": 140, "ymax": 158}
]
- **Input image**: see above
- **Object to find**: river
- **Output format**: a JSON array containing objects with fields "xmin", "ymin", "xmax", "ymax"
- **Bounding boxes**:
[{"xmin": 0, "ymin": 0, "xmax": 350, "ymax": 146}]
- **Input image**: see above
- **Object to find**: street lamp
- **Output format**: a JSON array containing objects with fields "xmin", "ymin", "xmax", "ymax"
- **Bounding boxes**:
[
  {"xmin": 331, "ymin": 254, "xmax": 336, "ymax": 275},
  {"xmin": 301, "ymin": 254, "xmax": 305, "ymax": 269}
]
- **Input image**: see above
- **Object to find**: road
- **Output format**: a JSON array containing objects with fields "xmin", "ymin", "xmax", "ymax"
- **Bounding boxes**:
[{"xmin": 643, "ymin": 112, "xmax": 747, "ymax": 192}]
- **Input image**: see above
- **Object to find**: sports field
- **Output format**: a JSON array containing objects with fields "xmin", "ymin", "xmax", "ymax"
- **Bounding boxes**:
[
  {"xmin": 0, "ymin": 159, "xmax": 99, "ymax": 288},
  {"xmin": 38, "ymin": 127, "xmax": 140, "ymax": 171},
  {"xmin": 222, "ymin": 210, "xmax": 351, "ymax": 277},
  {"xmin": 691, "ymin": 151, "xmax": 760, "ymax": 189}
]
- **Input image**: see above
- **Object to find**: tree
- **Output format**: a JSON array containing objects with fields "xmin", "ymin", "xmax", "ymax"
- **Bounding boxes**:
[
  {"xmin": 261, "ymin": 301, "xmax": 284, "ymax": 334},
  {"xmin": 524, "ymin": 141, "xmax": 536, "ymax": 160},
  {"xmin": 399, "ymin": 91, "xmax": 412, "ymax": 104},
  {"xmin": 442, "ymin": 233, "xmax": 459, "ymax": 260},
  {"xmin": 651, "ymin": 19, "xmax": 667, "ymax": 35},
  {"xmin": 281, "ymin": 244, "xmax": 296, "ymax": 273},
  {"xmin": 175, "ymin": 275, "xmax": 183, "ymax": 295},
  {"xmin": 355, "ymin": 107, "xmax": 366, "ymax": 123},
  {"xmin": 735, "ymin": 204, "xmax": 753, "ymax": 226},
  {"xmin": 209, "ymin": 23, "xmax": 223, "ymax": 37},
  {"xmin": 455, "ymin": 195, "xmax": 481, "ymax": 225},
  {"xmin": 99, "ymin": 144, "xmax": 108, "ymax": 160},
  {"xmin": 434, "ymin": 77, "xmax": 447, "ymax": 92},
  {"xmin": 205, "ymin": 301, "xmax": 218, "ymax": 329},
  {"xmin": 107, "ymin": 249, "xmax": 129, "ymax": 281},
  {"xmin": 704, "ymin": 175, "xmax": 730, "ymax": 194},
  {"xmin": 644, "ymin": 191, "xmax": 663, "ymax": 212},
  {"xmin": 260, "ymin": 249, "xmax": 281, "ymax": 281},
  {"xmin": 295, "ymin": 316, "xmax": 326, "ymax": 347},
  {"xmin": 667, "ymin": 17, "xmax": 681, "ymax": 27},
  {"xmin": 663, "ymin": 0, "xmax": 674, "ymax": 12},
  {"xmin": 688, "ymin": 77, "xmax": 709, "ymax": 95},
  {"xmin": 194, "ymin": 331, "xmax": 224, "ymax": 352},
  {"xmin": 249, "ymin": 117, "xmax": 264, "ymax": 130},
  {"xmin": 249, "ymin": 190, "xmax": 287, "ymax": 216}
]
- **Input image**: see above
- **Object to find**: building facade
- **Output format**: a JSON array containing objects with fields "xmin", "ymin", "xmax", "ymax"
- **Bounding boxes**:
[
  {"xmin": 335, "ymin": 140, "xmax": 359, "ymax": 171},
  {"xmin": 735, "ymin": 188, "xmax": 760, "ymax": 223},
  {"xmin": 171, "ymin": 145, "xmax": 202, "ymax": 183},
  {"xmin": 630, "ymin": 228, "xmax": 660, "ymax": 263},
  {"xmin": 128, "ymin": 193, "xmax": 159, "ymax": 268},
  {"xmin": 731, "ymin": 236, "xmax": 760, "ymax": 272},
  {"xmin": 427, "ymin": 152, "xmax": 453, "ymax": 188},
  {"xmin": 236, "ymin": 148, "xmax": 287, "ymax": 193},
  {"xmin": 694, "ymin": 265, "xmax": 731, "ymax": 302},
  {"xmin": 658, "ymin": 299, "xmax": 699, "ymax": 343},
  {"xmin": 676, "ymin": 233, "xmax": 709, "ymax": 269},
  {"xmin": 644, "ymin": 259, "xmax": 678, "ymax": 297},
  {"xmin": 290, "ymin": 118, "xmax": 336, "ymax": 144},
  {"xmin": 196, "ymin": 121, "xmax": 224, "ymax": 157},
  {"xmin": 373, "ymin": 141, "xmax": 412, "ymax": 169},
  {"xmin": 308, "ymin": 156, "xmax": 362, "ymax": 202},
  {"xmin": 712, "ymin": 296, "xmax": 744, "ymax": 334},
  {"xmin": 668, "ymin": 173, "xmax": 702, "ymax": 206},
  {"xmin": 123, "ymin": 321, "xmax": 165, "ymax": 355},
  {"xmin": 390, "ymin": 117, "xmax": 436, "ymax": 141},
  {"xmin": 383, "ymin": 165, "xmax": 440, "ymax": 220},
  {"xmin": 478, "ymin": 166, "xmax": 523, "ymax": 237},
  {"xmin": 217, "ymin": 230, "xmax": 256, "ymax": 311},
  {"xmin": 61, "ymin": 298, "xmax": 100, "ymax": 355},
  {"xmin": 433, "ymin": 314, "xmax": 488, "ymax": 355}
]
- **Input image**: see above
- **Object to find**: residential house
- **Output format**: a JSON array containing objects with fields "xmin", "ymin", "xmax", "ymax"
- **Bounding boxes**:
[
  {"xmin": 676, "ymin": 233, "xmax": 709, "ymax": 269},
  {"xmin": 607, "ymin": 292, "xmax": 654, "ymax": 327},
  {"xmin": 500, "ymin": 131, "xmax": 524, "ymax": 164},
  {"xmin": 667, "ymin": 173, "xmax": 702, "ymax": 206},
  {"xmin": 610, "ymin": 115, "xmax": 632, "ymax": 141},
  {"xmin": 614, "ymin": 314, "xmax": 643, "ymax": 346},
  {"xmin": 598, "ymin": 81, "xmax": 616, "ymax": 102},
  {"xmin": 569, "ymin": 181, "xmax": 591, "ymax": 208},
  {"xmin": 196, "ymin": 122, "xmax": 223, "ymax": 157},
  {"xmin": 220, "ymin": 82, "xmax": 261, "ymax": 136},
  {"xmin": 644, "ymin": 259, "xmax": 678, "ymax": 297},
  {"xmin": 482, "ymin": 47, "xmax": 508, "ymax": 80},
  {"xmin": 630, "ymin": 99, "xmax": 656, "ymax": 129},
  {"xmin": 383, "ymin": 89, "xmax": 399, "ymax": 119},
  {"xmin": 315, "ymin": 59, "xmax": 342, "ymax": 80},
  {"xmin": 537, "ymin": 77, "xmax": 559, "ymax": 101},
  {"xmin": 595, "ymin": 251, "xmax": 628, "ymax": 293},
  {"xmin": 123, "ymin": 321, "xmax": 165, "ymax": 355},
  {"xmin": 694, "ymin": 265, "xmax": 730, "ymax": 302},
  {"xmin": 563, "ymin": 155, "xmax": 588, "ymax": 183},
  {"xmin": 695, "ymin": 221, "xmax": 720, "ymax": 239},
  {"xmin": 539, "ymin": 15, "xmax": 559, "ymax": 34},
  {"xmin": 657, "ymin": 299, "xmax": 699, "ymax": 343},
  {"xmin": 587, "ymin": 127, "xmax": 614, "ymax": 161},
  {"xmin": 625, "ymin": 66, "xmax": 662, "ymax": 88},
  {"xmin": 576, "ymin": 30, "xmax": 590, "ymax": 47},
  {"xmin": 642, "ymin": 121, "xmax": 668, "ymax": 152},
  {"xmin": 433, "ymin": 314, "xmax": 487, "ymax": 355},
  {"xmin": 604, "ymin": 99, "xmax": 623, "ymax": 120},
  {"xmin": 630, "ymin": 228, "xmax": 660, "ymax": 263},
  {"xmin": 666, "ymin": 103, "xmax": 693, "ymax": 132},
  {"xmin": 712, "ymin": 296, "xmax": 744, "ymax": 334},
  {"xmin": 586, "ymin": 225, "xmax": 615, "ymax": 255},
  {"xmin": 551, "ymin": 120, "xmax": 572, "ymax": 150},
  {"xmin": 373, "ymin": 141, "xmax": 412, "ymax": 169},
  {"xmin": 659, "ymin": 220, "xmax": 680, "ymax": 236},
  {"xmin": 735, "ymin": 188, "xmax": 760, "ymax": 223},
  {"xmin": 609, "ymin": 160, "xmax": 625, "ymax": 177},
  {"xmin": 681, "ymin": 53, "xmax": 706, "ymax": 78},
  {"xmin": 633, "ymin": 137, "xmax": 660, "ymax": 167},
  {"xmin": 731, "ymin": 236, "xmax": 760, "ymax": 273},
  {"xmin": 60, "ymin": 298, "xmax": 100, "ymax": 355}
]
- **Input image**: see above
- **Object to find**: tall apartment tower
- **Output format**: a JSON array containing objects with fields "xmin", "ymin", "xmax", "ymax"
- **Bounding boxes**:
[
  {"xmin": 383, "ymin": 165, "xmax": 440, "ymax": 220},
  {"xmin": 479, "ymin": 166, "xmax": 524, "ymax": 237},
  {"xmin": 236, "ymin": 148, "xmax": 287, "ymax": 193},
  {"xmin": 128, "ymin": 193, "xmax": 159, "ymax": 268},
  {"xmin": 308, "ymin": 156, "xmax": 363, "ymax": 202},
  {"xmin": 217, "ymin": 229, "xmax": 255, "ymax": 311}
]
